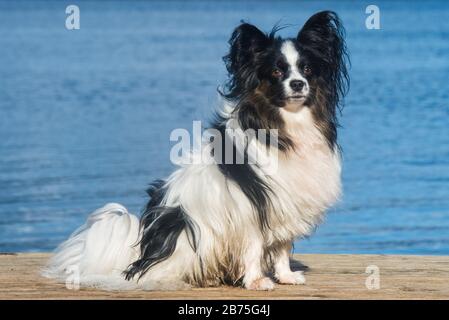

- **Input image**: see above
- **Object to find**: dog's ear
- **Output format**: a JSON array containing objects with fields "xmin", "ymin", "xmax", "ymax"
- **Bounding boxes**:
[
  {"xmin": 297, "ymin": 11, "xmax": 350, "ymax": 107},
  {"xmin": 224, "ymin": 23, "xmax": 269, "ymax": 75},
  {"xmin": 297, "ymin": 11, "xmax": 346, "ymax": 68}
]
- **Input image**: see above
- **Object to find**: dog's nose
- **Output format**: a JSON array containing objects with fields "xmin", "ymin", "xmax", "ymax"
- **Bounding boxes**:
[{"xmin": 290, "ymin": 80, "xmax": 305, "ymax": 92}]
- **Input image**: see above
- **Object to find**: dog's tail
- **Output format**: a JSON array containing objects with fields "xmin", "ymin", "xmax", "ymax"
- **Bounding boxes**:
[{"xmin": 42, "ymin": 203, "xmax": 141, "ymax": 289}]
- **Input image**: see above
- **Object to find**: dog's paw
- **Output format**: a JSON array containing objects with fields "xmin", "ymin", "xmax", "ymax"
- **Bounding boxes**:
[
  {"xmin": 245, "ymin": 277, "xmax": 275, "ymax": 291},
  {"xmin": 276, "ymin": 271, "xmax": 306, "ymax": 285}
]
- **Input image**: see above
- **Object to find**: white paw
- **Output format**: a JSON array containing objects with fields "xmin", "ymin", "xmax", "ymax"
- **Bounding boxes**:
[
  {"xmin": 245, "ymin": 277, "xmax": 275, "ymax": 291},
  {"xmin": 277, "ymin": 271, "xmax": 306, "ymax": 285}
]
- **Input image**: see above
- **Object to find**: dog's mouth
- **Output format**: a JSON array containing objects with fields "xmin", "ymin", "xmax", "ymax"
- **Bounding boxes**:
[{"xmin": 288, "ymin": 95, "xmax": 306, "ymax": 100}]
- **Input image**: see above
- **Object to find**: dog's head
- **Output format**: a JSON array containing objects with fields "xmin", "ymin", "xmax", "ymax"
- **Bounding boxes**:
[{"xmin": 223, "ymin": 11, "xmax": 349, "ymax": 114}]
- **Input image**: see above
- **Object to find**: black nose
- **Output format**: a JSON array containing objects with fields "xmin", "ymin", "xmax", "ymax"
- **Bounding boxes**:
[{"xmin": 290, "ymin": 80, "xmax": 305, "ymax": 92}]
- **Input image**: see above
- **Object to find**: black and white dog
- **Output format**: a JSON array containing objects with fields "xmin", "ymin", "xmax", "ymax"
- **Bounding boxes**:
[{"xmin": 44, "ymin": 11, "xmax": 349, "ymax": 290}]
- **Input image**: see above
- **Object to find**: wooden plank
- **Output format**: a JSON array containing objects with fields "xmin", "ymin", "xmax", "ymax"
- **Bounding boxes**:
[{"xmin": 0, "ymin": 253, "xmax": 448, "ymax": 299}]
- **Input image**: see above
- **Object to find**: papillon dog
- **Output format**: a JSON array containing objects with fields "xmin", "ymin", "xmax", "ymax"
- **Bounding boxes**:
[{"xmin": 44, "ymin": 11, "xmax": 349, "ymax": 291}]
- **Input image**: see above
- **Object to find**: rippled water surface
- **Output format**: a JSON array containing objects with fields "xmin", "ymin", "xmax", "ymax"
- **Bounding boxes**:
[{"xmin": 1, "ymin": 0, "xmax": 449, "ymax": 254}]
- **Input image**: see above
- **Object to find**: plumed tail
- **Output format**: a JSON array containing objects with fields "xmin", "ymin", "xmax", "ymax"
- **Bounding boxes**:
[{"xmin": 42, "ymin": 203, "xmax": 140, "ymax": 289}]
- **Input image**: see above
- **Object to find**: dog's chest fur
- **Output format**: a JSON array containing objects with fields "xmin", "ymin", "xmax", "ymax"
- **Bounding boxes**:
[{"xmin": 263, "ymin": 106, "xmax": 342, "ymax": 242}]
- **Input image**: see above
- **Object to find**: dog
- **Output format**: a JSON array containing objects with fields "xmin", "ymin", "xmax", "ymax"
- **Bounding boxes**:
[{"xmin": 43, "ymin": 11, "xmax": 349, "ymax": 291}]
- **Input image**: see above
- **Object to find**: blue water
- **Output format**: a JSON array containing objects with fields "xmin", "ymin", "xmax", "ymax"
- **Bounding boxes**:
[{"xmin": 1, "ymin": 0, "xmax": 449, "ymax": 254}]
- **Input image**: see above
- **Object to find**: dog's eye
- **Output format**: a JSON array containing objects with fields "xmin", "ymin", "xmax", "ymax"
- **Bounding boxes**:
[
  {"xmin": 272, "ymin": 69, "xmax": 283, "ymax": 78},
  {"xmin": 303, "ymin": 65, "xmax": 312, "ymax": 76}
]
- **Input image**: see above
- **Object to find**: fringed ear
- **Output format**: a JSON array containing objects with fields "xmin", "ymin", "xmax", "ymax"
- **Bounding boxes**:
[
  {"xmin": 223, "ymin": 23, "xmax": 269, "ymax": 76},
  {"xmin": 297, "ymin": 11, "xmax": 350, "ymax": 109}
]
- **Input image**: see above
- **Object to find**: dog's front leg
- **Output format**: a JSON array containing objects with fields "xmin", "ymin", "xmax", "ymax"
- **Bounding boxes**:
[
  {"xmin": 273, "ymin": 242, "xmax": 306, "ymax": 285},
  {"xmin": 242, "ymin": 235, "xmax": 274, "ymax": 290}
]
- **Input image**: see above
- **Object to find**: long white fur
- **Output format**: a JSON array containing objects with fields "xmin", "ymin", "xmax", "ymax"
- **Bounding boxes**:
[{"xmin": 42, "ymin": 203, "xmax": 141, "ymax": 289}]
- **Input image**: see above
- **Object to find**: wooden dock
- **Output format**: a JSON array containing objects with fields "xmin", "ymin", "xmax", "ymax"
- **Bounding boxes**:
[{"xmin": 1, "ymin": 253, "xmax": 448, "ymax": 299}]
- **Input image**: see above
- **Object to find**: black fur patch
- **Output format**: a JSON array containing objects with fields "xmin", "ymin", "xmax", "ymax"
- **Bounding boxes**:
[
  {"xmin": 236, "ymin": 96, "xmax": 294, "ymax": 151},
  {"xmin": 297, "ymin": 11, "xmax": 350, "ymax": 148},
  {"xmin": 210, "ymin": 115, "xmax": 273, "ymax": 230},
  {"xmin": 124, "ymin": 181, "xmax": 198, "ymax": 280}
]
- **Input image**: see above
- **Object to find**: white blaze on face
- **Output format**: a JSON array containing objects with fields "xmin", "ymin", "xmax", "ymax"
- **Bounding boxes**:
[{"xmin": 280, "ymin": 40, "xmax": 309, "ymax": 98}]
